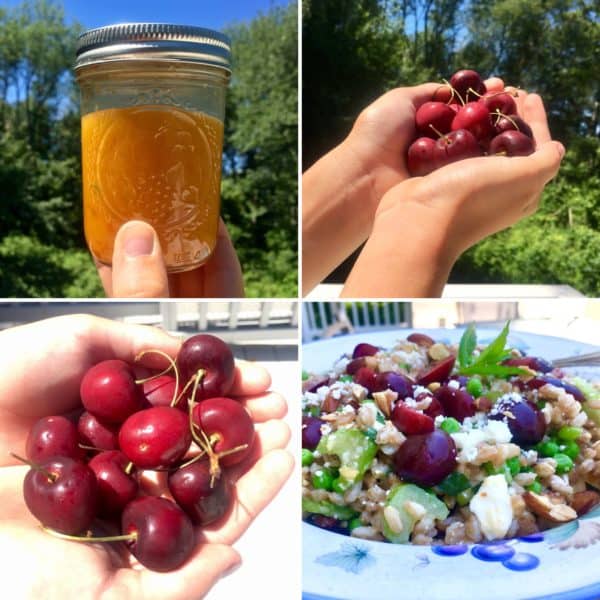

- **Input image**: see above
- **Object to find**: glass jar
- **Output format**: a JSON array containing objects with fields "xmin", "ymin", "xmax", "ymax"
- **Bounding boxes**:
[{"xmin": 75, "ymin": 23, "xmax": 231, "ymax": 273}]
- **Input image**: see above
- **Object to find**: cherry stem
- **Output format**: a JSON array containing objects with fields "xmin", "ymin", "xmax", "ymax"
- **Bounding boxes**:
[
  {"xmin": 467, "ymin": 86, "xmax": 483, "ymax": 99},
  {"xmin": 428, "ymin": 123, "xmax": 445, "ymax": 139},
  {"xmin": 42, "ymin": 526, "xmax": 136, "ymax": 544},
  {"xmin": 175, "ymin": 367, "xmax": 205, "ymax": 409},
  {"xmin": 134, "ymin": 349, "xmax": 180, "ymax": 408},
  {"xmin": 9, "ymin": 452, "xmax": 57, "ymax": 483},
  {"xmin": 442, "ymin": 78, "xmax": 464, "ymax": 106},
  {"xmin": 493, "ymin": 108, "xmax": 520, "ymax": 131},
  {"xmin": 124, "ymin": 461, "xmax": 135, "ymax": 475},
  {"xmin": 78, "ymin": 443, "xmax": 102, "ymax": 452},
  {"xmin": 438, "ymin": 79, "xmax": 456, "ymax": 105},
  {"xmin": 178, "ymin": 451, "xmax": 207, "ymax": 470}
]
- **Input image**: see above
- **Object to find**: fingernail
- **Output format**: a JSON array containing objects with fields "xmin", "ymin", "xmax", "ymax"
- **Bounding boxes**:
[
  {"xmin": 222, "ymin": 560, "xmax": 242, "ymax": 579},
  {"xmin": 122, "ymin": 223, "xmax": 155, "ymax": 258},
  {"xmin": 557, "ymin": 143, "xmax": 566, "ymax": 158}
]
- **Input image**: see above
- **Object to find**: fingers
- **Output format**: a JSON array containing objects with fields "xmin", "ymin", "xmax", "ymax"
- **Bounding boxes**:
[
  {"xmin": 240, "ymin": 392, "xmax": 288, "ymax": 423},
  {"xmin": 202, "ymin": 448, "xmax": 294, "ymax": 545},
  {"xmin": 484, "ymin": 77, "xmax": 504, "ymax": 92},
  {"xmin": 168, "ymin": 220, "xmax": 244, "ymax": 298},
  {"xmin": 111, "ymin": 221, "xmax": 170, "ymax": 298},
  {"xmin": 230, "ymin": 360, "xmax": 272, "ymax": 396},
  {"xmin": 522, "ymin": 140, "xmax": 565, "ymax": 183},
  {"xmin": 522, "ymin": 93, "xmax": 553, "ymax": 145},
  {"xmin": 116, "ymin": 543, "xmax": 241, "ymax": 600}
]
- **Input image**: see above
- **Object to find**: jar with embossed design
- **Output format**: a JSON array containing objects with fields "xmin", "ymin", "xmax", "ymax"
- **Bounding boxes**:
[{"xmin": 75, "ymin": 23, "xmax": 230, "ymax": 273}]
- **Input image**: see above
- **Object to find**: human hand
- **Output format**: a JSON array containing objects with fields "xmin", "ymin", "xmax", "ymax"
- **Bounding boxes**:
[
  {"xmin": 97, "ymin": 219, "xmax": 244, "ymax": 298},
  {"xmin": 342, "ymin": 88, "xmax": 564, "ymax": 297},
  {"xmin": 302, "ymin": 78, "xmax": 504, "ymax": 293},
  {"xmin": 0, "ymin": 315, "xmax": 292, "ymax": 600}
]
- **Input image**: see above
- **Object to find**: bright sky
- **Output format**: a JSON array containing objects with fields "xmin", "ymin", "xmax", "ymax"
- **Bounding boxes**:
[{"xmin": 3, "ymin": 0, "xmax": 292, "ymax": 30}]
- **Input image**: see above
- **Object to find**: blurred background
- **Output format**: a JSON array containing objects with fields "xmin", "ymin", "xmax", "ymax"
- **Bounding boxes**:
[
  {"xmin": 303, "ymin": 0, "xmax": 600, "ymax": 294},
  {"xmin": 0, "ymin": 299, "xmax": 300, "ymax": 599},
  {"xmin": 302, "ymin": 300, "xmax": 600, "ymax": 345},
  {"xmin": 0, "ymin": 0, "xmax": 298, "ymax": 298}
]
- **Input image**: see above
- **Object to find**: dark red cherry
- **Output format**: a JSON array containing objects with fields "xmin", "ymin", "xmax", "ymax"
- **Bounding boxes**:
[
  {"xmin": 434, "ymin": 129, "xmax": 483, "ymax": 168},
  {"xmin": 191, "ymin": 397, "xmax": 255, "ymax": 467},
  {"xmin": 375, "ymin": 372, "xmax": 414, "ymax": 398},
  {"xmin": 407, "ymin": 333, "xmax": 435, "ymax": 348},
  {"xmin": 449, "ymin": 69, "xmax": 486, "ymax": 103},
  {"xmin": 88, "ymin": 450, "xmax": 138, "ymax": 517},
  {"xmin": 352, "ymin": 343, "xmax": 379, "ymax": 359},
  {"xmin": 118, "ymin": 406, "xmax": 191, "ymax": 469},
  {"xmin": 142, "ymin": 375, "xmax": 185, "ymax": 410},
  {"xmin": 26, "ymin": 416, "xmax": 84, "ymax": 463},
  {"xmin": 407, "ymin": 137, "xmax": 438, "ymax": 176},
  {"xmin": 503, "ymin": 356, "xmax": 552, "ymax": 373},
  {"xmin": 302, "ymin": 416, "xmax": 324, "ymax": 450},
  {"xmin": 77, "ymin": 411, "xmax": 119, "ymax": 451},
  {"xmin": 493, "ymin": 114, "xmax": 533, "ymax": 139},
  {"xmin": 391, "ymin": 402, "xmax": 435, "ymax": 435},
  {"xmin": 415, "ymin": 101, "xmax": 456, "ymax": 138},
  {"xmin": 177, "ymin": 334, "xmax": 235, "ymax": 400},
  {"xmin": 353, "ymin": 367, "xmax": 379, "ymax": 394},
  {"xmin": 168, "ymin": 460, "xmax": 232, "ymax": 525},
  {"xmin": 489, "ymin": 130, "xmax": 535, "ymax": 156},
  {"xmin": 23, "ymin": 457, "xmax": 97, "ymax": 534},
  {"xmin": 481, "ymin": 91, "xmax": 517, "ymax": 115},
  {"xmin": 451, "ymin": 102, "xmax": 494, "ymax": 141},
  {"xmin": 80, "ymin": 360, "xmax": 143, "ymax": 423},
  {"xmin": 393, "ymin": 430, "xmax": 457, "ymax": 486},
  {"xmin": 417, "ymin": 355, "xmax": 456, "ymax": 385},
  {"xmin": 121, "ymin": 496, "xmax": 195, "ymax": 572},
  {"xmin": 489, "ymin": 396, "xmax": 546, "ymax": 445},
  {"xmin": 434, "ymin": 386, "xmax": 476, "ymax": 422}
]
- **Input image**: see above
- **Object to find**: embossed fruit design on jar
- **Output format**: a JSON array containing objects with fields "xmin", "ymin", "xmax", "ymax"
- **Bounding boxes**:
[{"xmin": 75, "ymin": 24, "xmax": 230, "ymax": 273}]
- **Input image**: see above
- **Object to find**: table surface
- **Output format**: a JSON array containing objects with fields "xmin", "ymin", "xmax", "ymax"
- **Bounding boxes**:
[{"xmin": 208, "ymin": 359, "xmax": 300, "ymax": 600}]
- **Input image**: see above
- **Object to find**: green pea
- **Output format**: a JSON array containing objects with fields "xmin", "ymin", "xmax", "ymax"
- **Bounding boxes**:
[
  {"xmin": 348, "ymin": 517, "xmax": 363, "ymax": 531},
  {"xmin": 302, "ymin": 370, "xmax": 310, "ymax": 381},
  {"xmin": 466, "ymin": 377, "xmax": 483, "ymax": 398},
  {"xmin": 506, "ymin": 456, "xmax": 521, "ymax": 476},
  {"xmin": 331, "ymin": 477, "xmax": 347, "ymax": 494},
  {"xmin": 364, "ymin": 427, "xmax": 377, "ymax": 441},
  {"xmin": 557, "ymin": 426, "xmax": 582, "ymax": 442},
  {"xmin": 483, "ymin": 461, "xmax": 498, "ymax": 475},
  {"xmin": 554, "ymin": 453, "xmax": 574, "ymax": 474},
  {"xmin": 339, "ymin": 375, "xmax": 353, "ymax": 383},
  {"xmin": 456, "ymin": 488, "xmax": 474, "ymax": 506},
  {"xmin": 302, "ymin": 449, "xmax": 314, "ymax": 467},
  {"xmin": 312, "ymin": 468, "xmax": 335, "ymax": 491},
  {"xmin": 440, "ymin": 417, "xmax": 461, "ymax": 434},
  {"xmin": 437, "ymin": 472, "xmax": 471, "ymax": 496},
  {"xmin": 562, "ymin": 440, "xmax": 580, "ymax": 460},
  {"xmin": 526, "ymin": 480, "xmax": 543, "ymax": 494},
  {"xmin": 537, "ymin": 440, "xmax": 559, "ymax": 457}
]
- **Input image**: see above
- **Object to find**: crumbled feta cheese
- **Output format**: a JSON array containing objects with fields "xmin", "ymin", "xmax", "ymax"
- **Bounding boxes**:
[
  {"xmin": 316, "ymin": 386, "xmax": 330, "ymax": 401},
  {"xmin": 404, "ymin": 397, "xmax": 417, "ymax": 408},
  {"xmin": 434, "ymin": 415, "xmax": 445, "ymax": 427},
  {"xmin": 331, "ymin": 356, "xmax": 350, "ymax": 375},
  {"xmin": 320, "ymin": 423, "xmax": 332, "ymax": 436},
  {"xmin": 451, "ymin": 420, "xmax": 512, "ymax": 462},
  {"xmin": 469, "ymin": 474, "xmax": 513, "ymax": 540},
  {"xmin": 302, "ymin": 392, "xmax": 320, "ymax": 408},
  {"xmin": 447, "ymin": 380, "xmax": 460, "ymax": 390},
  {"xmin": 413, "ymin": 385, "xmax": 431, "ymax": 398}
]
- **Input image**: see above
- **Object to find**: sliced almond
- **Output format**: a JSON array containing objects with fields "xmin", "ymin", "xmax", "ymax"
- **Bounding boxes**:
[
  {"xmin": 571, "ymin": 490, "xmax": 600, "ymax": 516},
  {"xmin": 428, "ymin": 343, "xmax": 451, "ymax": 361},
  {"xmin": 372, "ymin": 389, "xmax": 397, "ymax": 417},
  {"xmin": 523, "ymin": 491, "xmax": 577, "ymax": 523}
]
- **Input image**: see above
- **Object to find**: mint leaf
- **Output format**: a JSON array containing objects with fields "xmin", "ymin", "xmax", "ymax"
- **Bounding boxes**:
[
  {"xmin": 458, "ymin": 324, "xmax": 477, "ymax": 368},
  {"xmin": 472, "ymin": 321, "xmax": 512, "ymax": 366},
  {"xmin": 459, "ymin": 364, "xmax": 528, "ymax": 378}
]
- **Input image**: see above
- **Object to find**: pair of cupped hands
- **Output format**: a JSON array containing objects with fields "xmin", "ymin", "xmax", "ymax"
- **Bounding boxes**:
[
  {"xmin": 0, "ymin": 315, "xmax": 293, "ymax": 599},
  {"xmin": 303, "ymin": 78, "xmax": 565, "ymax": 296}
]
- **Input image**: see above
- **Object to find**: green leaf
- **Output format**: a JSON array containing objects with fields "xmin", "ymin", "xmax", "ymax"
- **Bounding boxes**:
[
  {"xmin": 472, "ymin": 321, "xmax": 512, "ymax": 366},
  {"xmin": 459, "ymin": 364, "xmax": 528, "ymax": 378},
  {"xmin": 458, "ymin": 323, "xmax": 477, "ymax": 368}
]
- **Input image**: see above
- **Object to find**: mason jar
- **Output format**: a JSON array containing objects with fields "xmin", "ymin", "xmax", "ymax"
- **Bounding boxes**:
[{"xmin": 75, "ymin": 23, "xmax": 231, "ymax": 273}]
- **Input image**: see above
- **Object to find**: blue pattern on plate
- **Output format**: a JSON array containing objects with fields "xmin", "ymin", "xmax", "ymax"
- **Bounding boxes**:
[
  {"xmin": 315, "ymin": 542, "xmax": 376, "ymax": 574},
  {"xmin": 471, "ymin": 544, "xmax": 516, "ymax": 561},
  {"xmin": 431, "ymin": 544, "xmax": 469, "ymax": 556},
  {"xmin": 502, "ymin": 552, "xmax": 540, "ymax": 571},
  {"xmin": 519, "ymin": 532, "xmax": 545, "ymax": 543}
]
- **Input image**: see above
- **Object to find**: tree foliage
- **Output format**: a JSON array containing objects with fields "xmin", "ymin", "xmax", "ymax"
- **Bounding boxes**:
[
  {"xmin": 304, "ymin": 0, "xmax": 600, "ymax": 294},
  {"xmin": 0, "ymin": 0, "xmax": 298, "ymax": 298}
]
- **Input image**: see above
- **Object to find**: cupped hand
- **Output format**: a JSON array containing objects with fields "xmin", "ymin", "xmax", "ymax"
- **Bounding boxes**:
[
  {"xmin": 0, "ymin": 315, "xmax": 292, "ymax": 600},
  {"xmin": 343, "ymin": 89, "xmax": 564, "ymax": 297},
  {"xmin": 96, "ymin": 219, "xmax": 244, "ymax": 298}
]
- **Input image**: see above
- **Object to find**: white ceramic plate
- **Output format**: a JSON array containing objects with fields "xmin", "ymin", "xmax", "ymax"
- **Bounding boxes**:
[{"xmin": 302, "ymin": 328, "xmax": 600, "ymax": 600}]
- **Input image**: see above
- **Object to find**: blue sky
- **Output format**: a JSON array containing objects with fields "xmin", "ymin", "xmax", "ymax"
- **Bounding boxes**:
[{"xmin": 2, "ymin": 0, "xmax": 292, "ymax": 30}]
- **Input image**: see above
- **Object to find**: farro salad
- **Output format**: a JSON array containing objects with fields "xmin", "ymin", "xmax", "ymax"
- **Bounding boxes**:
[{"xmin": 301, "ymin": 324, "xmax": 600, "ymax": 545}]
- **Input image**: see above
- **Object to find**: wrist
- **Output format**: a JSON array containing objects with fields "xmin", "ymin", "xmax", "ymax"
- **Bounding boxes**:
[{"xmin": 342, "ymin": 200, "xmax": 459, "ymax": 298}]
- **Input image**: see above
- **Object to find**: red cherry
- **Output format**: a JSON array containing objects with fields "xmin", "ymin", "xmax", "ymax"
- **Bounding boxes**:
[
  {"xmin": 142, "ymin": 375, "xmax": 185, "ymax": 410},
  {"xmin": 118, "ymin": 406, "xmax": 192, "ymax": 469},
  {"xmin": 23, "ymin": 456, "xmax": 97, "ymax": 534},
  {"xmin": 391, "ymin": 402, "xmax": 435, "ymax": 435},
  {"xmin": 434, "ymin": 129, "xmax": 483, "ymax": 168},
  {"xmin": 88, "ymin": 450, "xmax": 138, "ymax": 516},
  {"xmin": 493, "ymin": 114, "xmax": 533, "ymax": 139},
  {"xmin": 80, "ymin": 360, "xmax": 143, "ymax": 423},
  {"xmin": 489, "ymin": 130, "xmax": 535, "ymax": 156},
  {"xmin": 407, "ymin": 137, "xmax": 438, "ymax": 176},
  {"xmin": 449, "ymin": 69, "xmax": 486, "ymax": 103},
  {"xmin": 168, "ymin": 460, "xmax": 233, "ymax": 525},
  {"xmin": 26, "ymin": 416, "xmax": 84, "ymax": 463},
  {"xmin": 434, "ymin": 385, "xmax": 476, "ymax": 422},
  {"xmin": 121, "ymin": 496, "xmax": 195, "ymax": 572},
  {"xmin": 451, "ymin": 103, "xmax": 494, "ymax": 141},
  {"xmin": 177, "ymin": 334, "xmax": 235, "ymax": 400},
  {"xmin": 415, "ymin": 102, "xmax": 456, "ymax": 138},
  {"xmin": 407, "ymin": 333, "xmax": 435, "ymax": 347},
  {"xmin": 481, "ymin": 91, "xmax": 517, "ymax": 115},
  {"xmin": 352, "ymin": 343, "xmax": 379, "ymax": 359},
  {"xmin": 352, "ymin": 366, "xmax": 379, "ymax": 394},
  {"xmin": 417, "ymin": 355, "xmax": 456, "ymax": 385},
  {"xmin": 78, "ymin": 411, "xmax": 119, "ymax": 451},
  {"xmin": 191, "ymin": 397, "xmax": 255, "ymax": 467}
]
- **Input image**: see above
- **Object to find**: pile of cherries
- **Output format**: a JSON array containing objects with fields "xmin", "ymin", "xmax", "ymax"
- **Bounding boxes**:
[
  {"xmin": 407, "ymin": 69, "xmax": 536, "ymax": 176},
  {"xmin": 15, "ymin": 334, "xmax": 255, "ymax": 572}
]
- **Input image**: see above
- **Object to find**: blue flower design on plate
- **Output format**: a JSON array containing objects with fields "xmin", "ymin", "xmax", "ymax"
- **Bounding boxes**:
[{"xmin": 315, "ymin": 542, "xmax": 376, "ymax": 574}]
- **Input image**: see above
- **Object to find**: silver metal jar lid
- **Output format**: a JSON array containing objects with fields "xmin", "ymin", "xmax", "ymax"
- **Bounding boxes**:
[{"xmin": 75, "ymin": 23, "xmax": 231, "ymax": 72}]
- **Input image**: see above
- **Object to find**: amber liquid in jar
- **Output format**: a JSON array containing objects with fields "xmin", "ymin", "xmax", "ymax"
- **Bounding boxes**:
[{"xmin": 82, "ymin": 105, "xmax": 224, "ymax": 272}]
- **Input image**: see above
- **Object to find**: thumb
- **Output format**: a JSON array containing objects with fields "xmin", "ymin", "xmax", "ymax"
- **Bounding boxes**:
[{"xmin": 111, "ymin": 220, "xmax": 169, "ymax": 297}]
